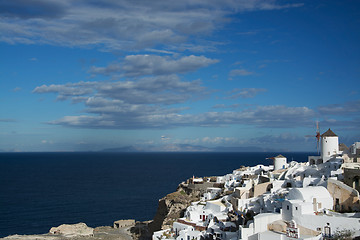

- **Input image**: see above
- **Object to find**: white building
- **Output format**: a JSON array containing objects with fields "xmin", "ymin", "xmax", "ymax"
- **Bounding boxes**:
[
  {"xmin": 279, "ymin": 186, "xmax": 360, "ymax": 237},
  {"xmin": 273, "ymin": 154, "xmax": 287, "ymax": 171},
  {"xmin": 282, "ymin": 186, "xmax": 333, "ymax": 222},
  {"xmin": 350, "ymin": 142, "xmax": 360, "ymax": 155},
  {"xmin": 201, "ymin": 187, "xmax": 222, "ymax": 201},
  {"xmin": 309, "ymin": 128, "xmax": 341, "ymax": 165},
  {"xmin": 321, "ymin": 128, "xmax": 339, "ymax": 162}
]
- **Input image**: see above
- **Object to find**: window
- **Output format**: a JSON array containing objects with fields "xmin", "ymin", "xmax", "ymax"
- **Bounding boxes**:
[
  {"xmin": 295, "ymin": 207, "xmax": 298, "ymax": 210},
  {"xmin": 287, "ymin": 205, "xmax": 290, "ymax": 210},
  {"xmin": 324, "ymin": 226, "xmax": 331, "ymax": 237},
  {"xmin": 335, "ymin": 198, "xmax": 340, "ymax": 211},
  {"xmin": 353, "ymin": 177, "xmax": 360, "ymax": 190}
]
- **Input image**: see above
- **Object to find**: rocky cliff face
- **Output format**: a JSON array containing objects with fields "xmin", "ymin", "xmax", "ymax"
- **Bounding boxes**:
[
  {"xmin": 130, "ymin": 181, "xmax": 206, "ymax": 240},
  {"xmin": 149, "ymin": 185, "xmax": 199, "ymax": 231},
  {"xmin": 131, "ymin": 181, "xmax": 205, "ymax": 240}
]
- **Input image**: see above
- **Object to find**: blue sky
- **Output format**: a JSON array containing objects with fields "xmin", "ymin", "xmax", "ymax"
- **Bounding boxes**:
[{"xmin": 0, "ymin": 0, "xmax": 359, "ymax": 152}]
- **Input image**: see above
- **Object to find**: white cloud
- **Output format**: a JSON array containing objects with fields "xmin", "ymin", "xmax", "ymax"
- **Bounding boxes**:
[
  {"xmin": 212, "ymin": 104, "xmax": 241, "ymax": 109},
  {"xmin": 234, "ymin": 132, "xmax": 314, "ymax": 151},
  {"xmin": 318, "ymin": 100, "xmax": 360, "ymax": 116},
  {"xmin": 90, "ymin": 54, "xmax": 219, "ymax": 77},
  {"xmin": 41, "ymin": 140, "xmax": 53, "ymax": 144},
  {"xmin": 226, "ymin": 88, "xmax": 267, "ymax": 99},
  {"xmin": 0, "ymin": 0, "xmax": 303, "ymax": 50},
  {"xmin": 229, "ymin": 69, "xmax": 254, "ymax": 77},
  {"xmin": 42, "ymin": 99, "xmax": 315, "ymax": 129},
  {"xmin": 201, "ymin": 136, "xmax": 238, "ymax": 145},
  {"xmin": 314, "ymin": 100, "xmax": 360, "ymax": 130},
  {"xmin": 34, "ymin": 74, "xmax": 206, "ymax": 105},
  {"xmin": 161, "ymin": 135, "xmax": 171, "ymax": 141}
]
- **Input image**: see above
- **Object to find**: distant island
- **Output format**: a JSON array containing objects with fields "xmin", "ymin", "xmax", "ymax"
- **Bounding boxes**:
[{"xmin": 100, "ymin": 145, "xmax": 274, "ymax": 153}]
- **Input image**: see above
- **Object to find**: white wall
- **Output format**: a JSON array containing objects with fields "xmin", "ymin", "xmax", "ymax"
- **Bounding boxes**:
[
  {"xmin": 152, "ymin": 229, "xmax": 170, "ymax": 240},
  {"xmin": 274, "ymin": 157, "xmax": 287, "ymax": 170},
  {"xmin": 205, "ymin": 200, "xmax": 226, "ymax": 213},
  {"xmin": 321, "ymin": 136, "xmax": 339, "ymax": 162},
  {"xmin": 253, "ymin": 213, "xmax": 282, "ymax": 233},
  {"xmin": 351, "ymin": 142, "xmax": 360, "ymax": 154},
  {"xmin": 176, "ymin": 229, "xmax": 202, "ymax": 240},
  {"xmin": 173, "ymin": 221, "xmax": 193, "ymax": 234},
  {"xmin": 295, "ymin": 214, "xmax": 360, "ymax": 236},
  {"xmin": 258, "ymin": 231, "xmax": 286, "ymax": 240},
  {"xmin": 239, "ymin": 223, "xmax": 254, "ymax": 240},
  {"xmin": 303, "ymin": 177, "xmax": 322, "ymax": 188}
]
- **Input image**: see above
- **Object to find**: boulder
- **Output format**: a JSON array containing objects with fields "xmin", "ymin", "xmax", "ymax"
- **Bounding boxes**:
[{"xmin": 49, "ymin": 222, "xmax": 93, "ymax": 237}]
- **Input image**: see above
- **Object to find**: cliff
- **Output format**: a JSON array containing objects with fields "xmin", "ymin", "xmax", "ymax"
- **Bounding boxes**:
[
  {"xmin": 150, "ymin": 185, "xmax": 199, "ymax": 230},
  {"xmin": 132, "ymin": 178, "xmax": 221, "ymax": 240}
]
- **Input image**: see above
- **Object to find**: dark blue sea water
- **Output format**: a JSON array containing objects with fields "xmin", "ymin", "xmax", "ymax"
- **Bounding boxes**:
[{"xmin": 0, "ymin": 152, "xmax": 312, "ymax": 237}]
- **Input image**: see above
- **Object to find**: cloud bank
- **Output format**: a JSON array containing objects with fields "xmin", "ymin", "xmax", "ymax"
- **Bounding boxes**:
[
  {"xmin": 34, "ymin": 76, "xmax": 315, "ymax": 129},
  {"xmin": 0, "ymin": 0, "xmax": 303, "ymax": 50}
]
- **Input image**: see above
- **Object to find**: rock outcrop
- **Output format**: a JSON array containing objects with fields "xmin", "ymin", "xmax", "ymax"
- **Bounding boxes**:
[
  {"xmin": 3, "ymin": 224, "xmax": 134, "ymax": 240},
  {"xmin": 133, "ymin": 180, "xmax": 206, "ymax": 240},
  {"xmin": 49, "ymin": 223, "xmax": 94, "ymax": 237},
  {"xmin": 3, "ymin": 235, "xmax": 59, "ymax": 240}
]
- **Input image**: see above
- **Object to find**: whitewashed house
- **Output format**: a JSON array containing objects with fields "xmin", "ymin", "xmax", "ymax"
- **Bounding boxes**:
[
  {"xmin": 201, "ymin": 187, "xmax": 222, "ymax": 201},
  {"xmin": 282, "ymin": 186, "xmax": 333, "ymax": 221}
]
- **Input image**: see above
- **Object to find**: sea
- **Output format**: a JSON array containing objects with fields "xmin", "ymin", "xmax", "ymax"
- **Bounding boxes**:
[{"xmin": 0, "ymin": 152, "xmax": 313, "ymax": 237}]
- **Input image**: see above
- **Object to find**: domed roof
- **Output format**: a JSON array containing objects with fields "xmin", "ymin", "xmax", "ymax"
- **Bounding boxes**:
[{"xmin": 287, "ymin": 186, "xmax": 331, "ymax": 201}]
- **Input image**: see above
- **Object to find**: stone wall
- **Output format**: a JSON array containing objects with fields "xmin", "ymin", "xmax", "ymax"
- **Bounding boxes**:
[
  {"xmin": 113, "ymin": 219, "xmax": 135, "ymax": 228},
  {"xmin": 253, "ymin": 182, "xmax": 272, "ymax": 198},
  {"xmin": 344, "ymin": 167, "xmax": 360, "ymax": 193},
  {"xmin": 327, "ymin": 179, "xmax": 360, "ymax": 212}
]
